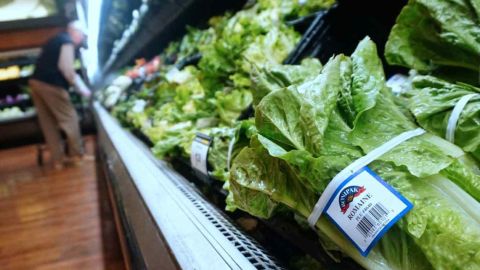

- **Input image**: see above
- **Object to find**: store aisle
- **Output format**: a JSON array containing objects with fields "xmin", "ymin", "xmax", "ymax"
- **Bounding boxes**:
[{"xmin": 0, "ymin": 136, "xmax": 125, "ymax": 270}]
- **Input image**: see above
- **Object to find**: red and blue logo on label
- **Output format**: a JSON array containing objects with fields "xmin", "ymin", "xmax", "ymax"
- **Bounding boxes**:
[
  {"xmin": 324, "ymin": 167, "xmax": 413, "ymax": 256},
  {"xmin": 338, "ymin": 185, "xmax": 366, "ymax": 214}
]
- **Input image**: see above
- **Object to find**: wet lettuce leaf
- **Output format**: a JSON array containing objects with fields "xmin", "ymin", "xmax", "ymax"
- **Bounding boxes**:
[
  {"xmin": 251, "ymin": 58, "xmax": 323, "ymax": 105},
  {"xmin": 407, "ymin": 75, "xmax": 480, "ymax": 161},
  {"xmin": 385, "ymin": 0, "xmax": 480, "ymax": 84}
]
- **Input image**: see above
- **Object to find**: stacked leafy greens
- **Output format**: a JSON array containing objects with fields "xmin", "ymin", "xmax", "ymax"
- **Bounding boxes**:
[
  {"xmin": 106, "ymin": 1, "xmax": 480, "ymax": 268},
  {"xmin": 158, "ymin": 21, "xmax": 221, "ymax": 65},
  {"xmin": 228, "ymin": 37, "xmax": 480, "ymax": 269},
  {"xmin": 112, "ymin": 0, "xmax": 336, "ymax": 162},
  {"xmin": 207, "ymin": 120, "xmax": 257, "ymax": 181},
  {"xmin": 403, "ymin": 76, "xmax": 480, "ymax": 162},
  {"xmin": 197, "ymin": 1, "xmax": 302, "ymax": 95},
  {"xmin": 257, "ymin": 0, "xmax": 335, "ymax": 18},
  {"xmin": 384, "ymin": 0, "xmax": 480, "ymax": 85},
  {"xmin": 177, "ymin": 26, "xmax": 216, "ymax": 61}
]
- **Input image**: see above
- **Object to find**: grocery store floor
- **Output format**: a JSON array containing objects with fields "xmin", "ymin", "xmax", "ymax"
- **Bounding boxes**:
[{"xmin": 0, "ymin": 136, "xmax": 125, "ymax": 270}]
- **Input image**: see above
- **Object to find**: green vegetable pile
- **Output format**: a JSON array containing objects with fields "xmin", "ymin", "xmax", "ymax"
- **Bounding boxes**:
[
  {"xmin": 403, "ymin": 76, "xmax": 480, "ymax": 162},
  {"xmin": 228, "ymin": 37, "xmax": 480, "ymax": 270},
  {"xmin": 111, "ymin": 0, "xmax": 333, "ymax": 162},
  {"xmin": 106, "ymin": 0, "xmax": 480, "ymax": 269}
]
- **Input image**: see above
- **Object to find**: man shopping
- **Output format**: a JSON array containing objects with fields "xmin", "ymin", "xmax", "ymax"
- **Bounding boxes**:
[{"xmin": 29, "ymin": 21, "xmax": 92, "ymax": 170}]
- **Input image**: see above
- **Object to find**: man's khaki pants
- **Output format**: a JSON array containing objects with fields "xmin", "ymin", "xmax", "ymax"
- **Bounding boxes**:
[{"xmin": 29, "ymin": 79, "xmax": 83, "ymax": 163}]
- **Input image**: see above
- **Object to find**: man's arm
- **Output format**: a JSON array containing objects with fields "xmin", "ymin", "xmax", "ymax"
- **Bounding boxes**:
[{"xmin": 58, "ymin": 44, "xmax": 91, "ymax": 97}]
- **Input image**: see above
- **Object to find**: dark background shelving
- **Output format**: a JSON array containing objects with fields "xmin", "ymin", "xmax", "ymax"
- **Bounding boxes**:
[{"xmin": 0, "ymin": 0, "xmax": 94, "ymax": 149}]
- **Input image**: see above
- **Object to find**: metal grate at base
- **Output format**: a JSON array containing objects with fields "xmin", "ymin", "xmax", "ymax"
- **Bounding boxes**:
[
  {"xmin": 175, "ymin": 183, "xmax": 283, "ymax": 270},
  {"xmin": 99, "ymin": 103, "xmax": 284, "ymax": 269},
  {"xmin": 151, "ymin": 160, "xmax": 283, "ymax": 270},
  {"xmin": 129, "ymin": 128, "xmax": 284, "ymax": 269}
]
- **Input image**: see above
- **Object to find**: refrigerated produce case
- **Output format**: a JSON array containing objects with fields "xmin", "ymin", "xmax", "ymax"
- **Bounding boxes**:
[
  {"xmin": 93, "ymin": 0, "xmax": 418, "ymax": 269},
  {"xmin": 94, "ymin": 100, "xmax": 365, "ymax": 269},
  {"xmin": 95, "ymin": 101, "xmax": 285, "ymax": 269}
]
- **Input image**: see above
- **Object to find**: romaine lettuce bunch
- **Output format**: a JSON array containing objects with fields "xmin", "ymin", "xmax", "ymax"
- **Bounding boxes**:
[{"xmin": 228, "ymin": 37, "xmax": 480, "ymax": 270}]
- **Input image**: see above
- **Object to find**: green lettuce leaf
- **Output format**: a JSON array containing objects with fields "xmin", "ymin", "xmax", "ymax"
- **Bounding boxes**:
[
  {"xmin": 215, "ymin": 89, "xmax": 253, "ymax": 125},
  {"xmin": 408, "ymin": 75, "xmax": 480, "ymax": 161},
  {"xmin": 207, "ymin": 120, "xmax": 256, "ymax": 181},
  {"xmin": 251, "ymin": 58, "xmax": 322, "ymax": 105},
  {"xmin": 385, "ymin": 0, "xmax": 480, "ymax": 83},
  {"xmin": 255, "ymin": 55, "xmax": 342, "ymax": 154}
]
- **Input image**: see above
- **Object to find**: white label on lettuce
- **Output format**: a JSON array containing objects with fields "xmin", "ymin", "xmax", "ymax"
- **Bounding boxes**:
[
  {"xmin": 324, "ymin": 167, "xmax": 412, "ymax": 256},
  {"xmin": 190, "ymin": 135, "xmax": 210, "ymax": 175}
]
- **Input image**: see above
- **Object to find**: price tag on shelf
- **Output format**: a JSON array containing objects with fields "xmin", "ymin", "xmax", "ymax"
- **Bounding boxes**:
[
  {"xmin": 190, "ymin": 133, "xmax": 211, "ymax": 175},
  {"xmin": 323, "ymin": 167, "xmax": 412, "ymax": 256}
]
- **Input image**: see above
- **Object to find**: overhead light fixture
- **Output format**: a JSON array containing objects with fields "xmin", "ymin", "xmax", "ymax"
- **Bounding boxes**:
[{"xmin": 81, "ymin": 0, "xmax": 103, "ymax": 81}]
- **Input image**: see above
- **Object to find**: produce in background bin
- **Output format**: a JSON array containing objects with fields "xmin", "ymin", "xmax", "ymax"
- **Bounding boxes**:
[
  {"xmin": 110, "ymin": 0, "xmax": 334, "ymax": 160},
  {"xmin": 0, "ymin": 106, "xmax": 26, "ymax": 120}
]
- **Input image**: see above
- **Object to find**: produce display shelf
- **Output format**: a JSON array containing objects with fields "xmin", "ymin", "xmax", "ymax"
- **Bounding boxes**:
[
  {"xmin": 94, "ymin": 1, "xmax": 411, "ymax": 268},
  {"xmin": 94, "ymin": 101, "xmax": 283, "ymax": 270},
  {"xmin": 0, "ymin": 76, "xmax": 29, "ymax": 86},
  {"xmin": 0, "ymin": 15, "xmax": 67, "ymax": 32},
  {"xmin": 169, "ymin": 156, "xmax": 360, "ymax": 270},
  {"xmin": 0, "ymin": 99, "xmax": 32, "ymax": 110},
  {"xmin": 0, "ymin": 109, "xmax": 36, "ymax": 125},
  {"xmin": 118, "ymin": 119, "xmax": 361, "ymax": 270}
]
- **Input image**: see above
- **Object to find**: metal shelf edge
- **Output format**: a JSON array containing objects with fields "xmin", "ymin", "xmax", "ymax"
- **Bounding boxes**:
[{"xmin": 93, "ymin": 101, "xmax": 259, "ymax": 270}]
